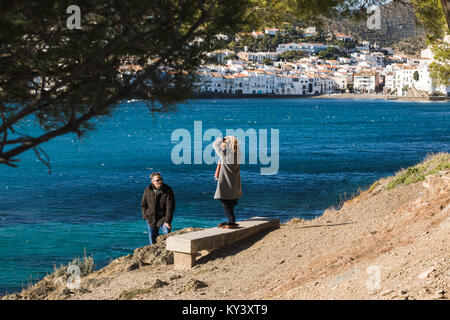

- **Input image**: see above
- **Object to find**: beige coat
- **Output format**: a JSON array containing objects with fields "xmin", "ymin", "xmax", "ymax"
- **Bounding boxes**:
[{"xmin": 213, "ymin": 137, "xmax": 242, "ymax": 200}]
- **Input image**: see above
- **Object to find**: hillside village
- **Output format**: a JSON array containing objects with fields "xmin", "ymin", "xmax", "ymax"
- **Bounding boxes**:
[{"xmin": 191, "ymin": 27, "xmax": 450, "ymax": 98}]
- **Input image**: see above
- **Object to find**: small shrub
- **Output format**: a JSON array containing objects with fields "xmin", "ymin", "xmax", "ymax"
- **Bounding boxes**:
[
  {"xmin": 387, "ymin": 153, "xmax": 449, "ymax": 190},
  {"xmin": 428, "ymin": 160, "xmax": 450, "ymax": 175},
  {"xmin": 387, "ymin": 166, "xmax": 425, "ymax": 189},
  {"xmin": 53, "ymin": 249, "xmax": 95, "ymax": 279}
]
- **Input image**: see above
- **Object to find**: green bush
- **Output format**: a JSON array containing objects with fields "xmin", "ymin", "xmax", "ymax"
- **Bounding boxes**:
[{"xmin": 387, "ymin": 153, "xmax": 450, "ymax": 190}]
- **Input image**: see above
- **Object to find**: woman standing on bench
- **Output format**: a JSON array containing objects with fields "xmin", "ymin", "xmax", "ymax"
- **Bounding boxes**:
[{"xmin": 213, "ymin": 136, "xmax": 242, "ymax": 229}]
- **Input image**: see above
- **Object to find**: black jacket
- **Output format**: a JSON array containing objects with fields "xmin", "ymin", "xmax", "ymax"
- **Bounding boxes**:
[{"xmin": 141, "ymin": 183, "xmax": 175, "ymax": 227}]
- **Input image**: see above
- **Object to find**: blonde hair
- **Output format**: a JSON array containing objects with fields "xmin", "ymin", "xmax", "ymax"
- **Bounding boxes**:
[{"xmin": 226, "ymin": 136, "xmax": 239, "ymax": 153}]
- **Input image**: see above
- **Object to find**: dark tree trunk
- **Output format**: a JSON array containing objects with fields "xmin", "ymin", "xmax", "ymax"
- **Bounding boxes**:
[{"xmin": 441, "ymin": 0, "xmax": 450, "ymax": 31}]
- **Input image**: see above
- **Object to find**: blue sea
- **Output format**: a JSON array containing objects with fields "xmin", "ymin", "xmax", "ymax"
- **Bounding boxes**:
[{"xmin": 0, "ymin": 98, "xmax": 449, "ymax": 294}]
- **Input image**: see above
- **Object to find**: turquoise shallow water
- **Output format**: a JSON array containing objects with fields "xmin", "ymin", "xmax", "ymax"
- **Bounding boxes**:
[{"xmin": 0, "ymin": 98, "xmax": 449, "ymax": 294}]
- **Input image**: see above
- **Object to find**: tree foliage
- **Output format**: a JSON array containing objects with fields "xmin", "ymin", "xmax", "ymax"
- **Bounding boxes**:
[
  {"xmin": 0, "ymin": 0, "xmax": 254, "ymax": 168},
  {"xmin": 262, "ymin": 57, "xmax": 274, "ymax": 65},
  {"xmin": 279, "ymin": 49, "xmax": 308, "ymax": 61},
  {"xmin": 410, "ymin": 0, "xmax": 449, "ymax": 41},
  {"xmin": 1, "ymin": 0, "xmax": 449, "ymax": 168},
  {"xmin": 429, "ymin": 41, "xmax": 450, "ymax": 86},
  {"xmin": 318, "ymin": 47, "xmax": 341, "ymax": 60},
  {"xmin": 409, "ymin": 0, "xmax": 450, "ymax": 87}
]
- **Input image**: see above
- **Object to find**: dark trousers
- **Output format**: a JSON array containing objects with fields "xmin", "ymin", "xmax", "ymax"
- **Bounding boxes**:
[{"xmin": 219, "ymin": 199, "xmax": 238, "ymax": 223}]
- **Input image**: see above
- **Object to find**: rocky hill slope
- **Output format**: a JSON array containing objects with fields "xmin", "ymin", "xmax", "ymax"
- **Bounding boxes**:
[{"xmin": 323, "ymin": 1, "xmax": 425, "ymax": 47}]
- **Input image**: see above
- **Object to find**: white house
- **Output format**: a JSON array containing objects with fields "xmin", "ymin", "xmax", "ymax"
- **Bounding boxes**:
[
  {"xmin": 384, "ymin": 72, "xmax": 395, "ymax": 92},
  {"xmin": 331, "ymin": 72, "xmax": 349, "ymax": 90},
  {"xmin": 207, "ymin": 49, "xmax": 235, "ymax": 63},
  {"xmin": 276, "ymin": 42, "xmax": 301, "ymax": 53},
  {"xmin": 237, "ymin": 51, "xmax": 280, "ymax": 63},
  {"xmin": 338, "ymin": 57, "xmax": 352, "ymax": 64},
  {"xmin": 354, "ymin": 71, "xmax": 379, "ymax": 93},
  {"xmin": 335, "ymin": 33, "xmax": 353, "ymax": 42},
  {"xmin": 303, "ymin": 26, "xmax": 317, "ymax": 37}
]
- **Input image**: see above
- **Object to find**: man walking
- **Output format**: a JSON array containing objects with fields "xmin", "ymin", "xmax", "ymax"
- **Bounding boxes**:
[{"xmin": 141, "ymin": 172, "xmax": 175, "ymax": 244}]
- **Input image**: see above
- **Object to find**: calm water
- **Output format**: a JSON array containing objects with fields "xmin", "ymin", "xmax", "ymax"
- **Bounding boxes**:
[{"xmin": 0, "ymin": 98, "xmax": 449, "ymax": 294}]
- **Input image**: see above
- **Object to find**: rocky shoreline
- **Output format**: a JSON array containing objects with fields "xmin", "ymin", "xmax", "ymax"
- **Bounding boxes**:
[
  {"xmin": 190, "ymin": 92, "xmax": 449, "ymax": 102},
  {"xmin": 311, "ymin": 93, "xmax": 449, "ymax": 101}
]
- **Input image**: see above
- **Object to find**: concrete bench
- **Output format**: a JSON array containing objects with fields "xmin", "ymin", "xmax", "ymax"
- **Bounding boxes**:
[{"xmin": 166, "ymin": 216, "xmax": 280, "ymax": 269}]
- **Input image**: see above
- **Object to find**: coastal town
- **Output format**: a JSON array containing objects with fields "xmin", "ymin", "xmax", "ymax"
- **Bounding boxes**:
[{"xmin": 188, "ymin": 27, "xmax": 450, "ymax": 99}]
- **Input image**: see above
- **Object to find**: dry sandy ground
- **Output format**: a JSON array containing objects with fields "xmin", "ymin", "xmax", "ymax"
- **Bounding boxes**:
[{"xmin": 4, "ymin": 158, "xmax": 449, "ymax": 300}]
